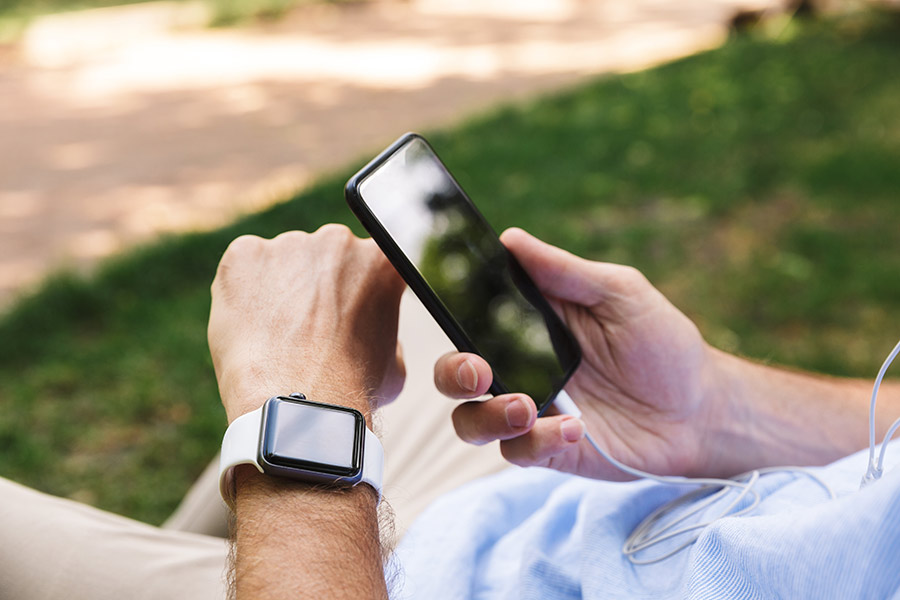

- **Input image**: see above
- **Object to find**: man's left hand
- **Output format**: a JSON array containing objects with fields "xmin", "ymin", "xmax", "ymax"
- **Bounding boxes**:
[{"xmin": 208, "ymin": 224, "xmax": 406, "ymax": 423}]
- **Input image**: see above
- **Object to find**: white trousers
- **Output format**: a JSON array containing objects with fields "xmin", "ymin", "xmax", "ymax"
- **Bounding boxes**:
[{"xmin": 1, "ymin": 292, "xmax": 509, "ymax": 599}]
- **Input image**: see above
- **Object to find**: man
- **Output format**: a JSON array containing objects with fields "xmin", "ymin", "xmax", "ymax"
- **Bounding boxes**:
[
  {"xmin": 4, "ymin": 224, "xmax": 900, "ymax": 598},
  {"xmin": 211, "ymin": 225, "xmax": 900, "ymax": 598}
]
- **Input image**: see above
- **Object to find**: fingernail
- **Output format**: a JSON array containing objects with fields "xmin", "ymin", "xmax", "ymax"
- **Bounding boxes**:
[
  {"xmin": 457, "ymin": 360, "xmax": 478, "ymax": 393},
  {"xmin": 560, "ymin": 418, "xmax": 584, "ymax": 443},
  {"xmin": 506, "ymin": 397, "xmax": 531, "ymax": 428}
]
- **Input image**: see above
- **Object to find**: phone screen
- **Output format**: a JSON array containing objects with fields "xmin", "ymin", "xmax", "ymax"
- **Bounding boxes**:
[{"xmin": 347, "ymin": 134, "xmax": 580, "ymax": 413}]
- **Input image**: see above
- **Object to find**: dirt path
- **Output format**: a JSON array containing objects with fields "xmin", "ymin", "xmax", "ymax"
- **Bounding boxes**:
[{"xmin": 0, "ymin": 0, "xmax": 776, "ymax": 311}]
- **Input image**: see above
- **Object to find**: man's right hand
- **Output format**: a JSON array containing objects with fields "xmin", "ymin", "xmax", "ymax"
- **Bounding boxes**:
[{"xmin": 434, "ymin": 227, "xmax": 737, "ymax": 481}]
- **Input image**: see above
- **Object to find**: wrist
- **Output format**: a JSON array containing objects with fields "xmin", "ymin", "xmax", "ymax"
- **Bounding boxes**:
[
  {"xmin": 695, "ymin": 347, "xmax": 768, "ymax": 477},
  {"xmin": 698, "ymin": 348, "xmax": 864, "ymax": 475},
  {"xmin": 217, "ymin": 360, "xmax": 373, "ymax": 424},
  {"xmin": 234, "ymin": 463, "xmax": 380, "ymax": 509}
]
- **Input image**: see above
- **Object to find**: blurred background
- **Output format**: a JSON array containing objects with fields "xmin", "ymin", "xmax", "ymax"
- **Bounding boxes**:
[{"xmin": 0, "ymin": 0, "xmax": 898, "ymax": 525}]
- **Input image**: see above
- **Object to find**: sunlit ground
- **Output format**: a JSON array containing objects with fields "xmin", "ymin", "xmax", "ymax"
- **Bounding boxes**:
[{"xmin": 0, "ymin": 0, "xmax": 774, "ymax": 309}]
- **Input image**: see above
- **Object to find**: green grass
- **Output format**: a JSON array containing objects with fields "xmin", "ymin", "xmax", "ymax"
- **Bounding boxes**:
[{"xmin": 2, "ymin": 13, "xmax": 900, "ymax": 525}]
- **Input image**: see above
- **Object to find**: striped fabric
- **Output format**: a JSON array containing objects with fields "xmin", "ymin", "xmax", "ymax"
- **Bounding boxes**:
[{"xmin": 393, "ymin": 446, "xmax": 900, "ymax": 599}]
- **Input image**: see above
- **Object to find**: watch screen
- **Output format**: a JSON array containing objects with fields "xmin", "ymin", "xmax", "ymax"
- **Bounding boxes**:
[{"xmin": 262, "ymin": 398, "xmax": 363, "ymax": 476}]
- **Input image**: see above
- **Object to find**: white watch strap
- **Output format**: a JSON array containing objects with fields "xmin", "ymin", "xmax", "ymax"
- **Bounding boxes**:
[
  {"xmin": 218, "ymin": 401, "xmax": 384, "ymax": 510},
  {"xmin": 219, "ymin": 406, "xmax": 265, "ymax": 509},
  {"xmin": 362, "ymin": 428, "xmax": 384, "ymax": 501}
]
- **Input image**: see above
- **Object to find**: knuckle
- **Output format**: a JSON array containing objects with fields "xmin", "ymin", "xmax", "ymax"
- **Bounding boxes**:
[
  {"xmin": 608, "ymin": 264, "xmax": 649, "ymax": 295},
  {"xmin": 315, "ymin": 223, "xmax": 354, "ymax": 240},
  {"xmin": 215, "ymin": 235, "xmax": 266, "ymax": 288},
  {"xmin": 272, "ymin": 230, "xmax": 307, "ymax": 244},
  {"xmin": 619, "ymin": 265, "xmax": 648, "ymax": 286},
  {"xmin": 313, "ymin": 224, "xmax": 365, "ymax": 258},
  {"xmin": 224, "ymin": 234, "xmax": 264, "ymax": 256}
]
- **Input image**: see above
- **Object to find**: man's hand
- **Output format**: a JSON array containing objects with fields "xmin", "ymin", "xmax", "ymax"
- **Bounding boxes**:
[
  {"xmin": 437, "ymin": 228, "xmax": 900, "ymax": 481},
  {"xmin": 435, "ymin": 227, "xmax": 726, "ymax": 480},
  {"xmin": 209, "ymin": 225, "xmax": 406, "ymax": 423}
]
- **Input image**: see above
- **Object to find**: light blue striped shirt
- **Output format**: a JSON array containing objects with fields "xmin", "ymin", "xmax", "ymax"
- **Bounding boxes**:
[{"xmin": 393, "ymin": 446, "xmax": 900, "ymax": 598}]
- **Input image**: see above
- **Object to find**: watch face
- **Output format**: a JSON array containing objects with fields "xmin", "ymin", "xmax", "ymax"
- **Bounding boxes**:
[{"xmin": 261, "ymin": 397, "xmax": 364, "ymax": 478}]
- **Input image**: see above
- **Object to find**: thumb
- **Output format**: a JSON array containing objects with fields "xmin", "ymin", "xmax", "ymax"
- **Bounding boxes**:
[{"xmin": 499, "ymin": 227, "xmax": 639, "ymax": 308}]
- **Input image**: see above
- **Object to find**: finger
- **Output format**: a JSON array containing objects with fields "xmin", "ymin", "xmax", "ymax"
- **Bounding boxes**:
[
  {"xmin": 433, "ymin": 352, "xmax": 494, "ymax": 399},
  {"xmin": 498, "ymin": 415, "xmax": 585, "ymax": 467},
  {"xmin": 500, "ymin": 227, "xmax": 649, "ymax": 306},
  {"xmin": 451, "ymin": 394, "xmax": 536, "ymax": 445}
]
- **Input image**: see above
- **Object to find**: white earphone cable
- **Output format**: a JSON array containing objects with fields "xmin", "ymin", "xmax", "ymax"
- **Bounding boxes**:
[
  {"xmin": 555, "ymin": 336, "xmax": 900, "ymax": 564},
  {"xmin": 863, "ymin": 339, "xmax": 900, "ymax": 486},
  {"xmin": 556, "ymin": 336, "xmax": 899, "ymax": 564},
  {"xmin": 553, "ymin": 350, "xmax": 860, "ymax": 566}
]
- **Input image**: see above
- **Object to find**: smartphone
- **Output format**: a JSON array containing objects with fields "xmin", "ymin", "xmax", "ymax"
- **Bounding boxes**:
[{"xmin": 345, "ymin": 133, "xmax": 581, "ymax": 415}]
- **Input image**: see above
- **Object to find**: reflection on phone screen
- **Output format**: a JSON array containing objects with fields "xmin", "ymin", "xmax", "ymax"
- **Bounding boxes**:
[{"xmin": 357, "ymin": 137, "xmax": 578, "ymax": 408}]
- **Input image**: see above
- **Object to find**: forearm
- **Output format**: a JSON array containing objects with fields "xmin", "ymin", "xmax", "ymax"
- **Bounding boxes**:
[
  {"xmin": 707, "ymin": 347, "xmax": 900, "ymax": 474},
  {"xmin": 232, "ymin": 466, "xmax": 387, "ymax": 600}
]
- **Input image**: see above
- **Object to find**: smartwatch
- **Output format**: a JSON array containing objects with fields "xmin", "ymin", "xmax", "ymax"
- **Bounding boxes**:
[{"xmin": 218, "ymin": 393, "xmax": 384, "ymax": 509}]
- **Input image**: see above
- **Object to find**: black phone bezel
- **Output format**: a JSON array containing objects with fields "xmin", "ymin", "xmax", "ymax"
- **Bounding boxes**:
[{"xmin": 344, "ymin": 132, "xmax": 581, "ymax": 415}]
